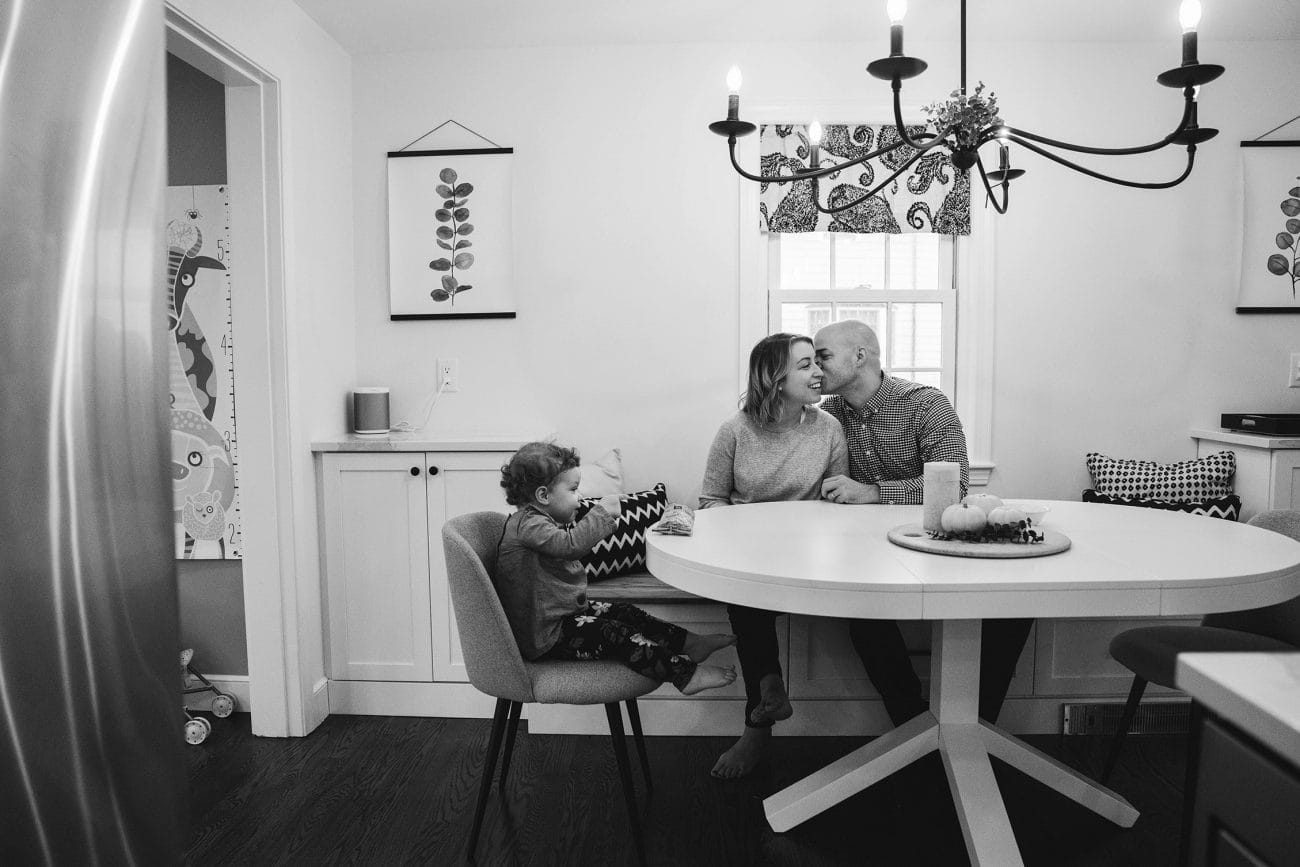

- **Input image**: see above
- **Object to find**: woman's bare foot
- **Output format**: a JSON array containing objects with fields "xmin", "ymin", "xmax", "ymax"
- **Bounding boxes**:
[
  {"xmin": 680, "ymin": 664, "xmax": 737, "ymax": 695},
  {"xmin": 711, "ymin": 726, "xmax": 769, "ymax": 779},
  {"xmin": 682, "ymin": 632, "xmax": 737, "ymax": 663},
  {"xmin": 749, "ymin": 673, "xmax": 793, "ymax": 725}
]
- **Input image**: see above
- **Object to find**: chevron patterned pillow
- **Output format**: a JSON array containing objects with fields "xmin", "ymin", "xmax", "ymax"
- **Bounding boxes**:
[
  {"xmin": 1082, "ymin": 489, "xmax": 1241, "ymax": 521},
  {"xmin": 578, "ymin": 483, "xmax": 668, "ymax": 580},
  {"xmin": 1085, "ymin": 450, "xmax": 1236, "ymax": 501}
]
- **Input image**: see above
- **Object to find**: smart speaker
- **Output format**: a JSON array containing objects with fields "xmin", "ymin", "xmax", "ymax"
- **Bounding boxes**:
[{"xmin": 352, "ymin": 387, "xmax": 390, "ymax": 435}]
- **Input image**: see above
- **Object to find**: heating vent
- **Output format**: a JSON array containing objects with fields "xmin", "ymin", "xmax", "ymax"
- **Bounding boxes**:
[{"xmin": 1061, "ymin": 701, "xmax": 1190, "ymax": 736}]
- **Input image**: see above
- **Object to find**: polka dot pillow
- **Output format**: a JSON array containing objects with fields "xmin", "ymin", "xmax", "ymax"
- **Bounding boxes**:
[
  {"xmin": 1085, "ymin": 450, "xmax": 1236, "ymax": 501},
  {"xmin": 576, "ymin": 484, "xmax": 668, "ymax": 580}
]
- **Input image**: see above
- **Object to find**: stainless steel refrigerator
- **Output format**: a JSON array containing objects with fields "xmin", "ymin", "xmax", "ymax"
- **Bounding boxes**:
[{"xmin": 1, "ymin": 0, "xmax": 186, "ymax": 862}]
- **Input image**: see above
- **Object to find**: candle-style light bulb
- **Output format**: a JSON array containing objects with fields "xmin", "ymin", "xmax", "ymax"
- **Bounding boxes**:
[
  {"xmin": 808, "ymin": 120, "xmax": 823, "ymax": 170},
  {"xmin": 996, "ymin": 128, "xmax": 1010, "ymax": 172},
  {"xmin": 1179, "ymin": 0, "xmax": 1201, "ymax": 65},
  {"xmin": 726, "ymin": 66, "xmax": 742, "ymax": 120},
  {"xmin": 887, "ymin": 0, "xmax": 908, "ymax": 55}
]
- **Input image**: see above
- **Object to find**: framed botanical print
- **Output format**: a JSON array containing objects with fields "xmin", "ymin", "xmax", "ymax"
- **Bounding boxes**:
[
  {"xmin": 387, "ymin": 147, "xmax": 516, "ymax": 320},
  {"xmin": 1237, "ymin": 141, "xmax": 1300, "ymax": 314}
]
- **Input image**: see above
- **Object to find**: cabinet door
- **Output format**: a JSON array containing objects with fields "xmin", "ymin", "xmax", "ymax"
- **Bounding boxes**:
[
  {"xmin": 425, "ymin": 452, "xmax": 513, "ymax": 682},
  {"xmin": 321, "ymin": 453, "xmax": 432, "ymax": 681},
  {"xmin": 1270, "ymin": 450, "xmax": 1300, "ymax": 512}
]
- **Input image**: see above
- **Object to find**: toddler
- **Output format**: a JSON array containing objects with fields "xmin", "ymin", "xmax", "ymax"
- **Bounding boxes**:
[{"xmin": 496, "ymin": 442, "xmax": 737, "ymax": 694}]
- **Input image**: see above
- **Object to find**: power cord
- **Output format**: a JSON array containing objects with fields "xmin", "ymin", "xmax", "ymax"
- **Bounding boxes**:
[{"xmin": 389, "ymin": 379, "xmax": 448, "ymax": 433}]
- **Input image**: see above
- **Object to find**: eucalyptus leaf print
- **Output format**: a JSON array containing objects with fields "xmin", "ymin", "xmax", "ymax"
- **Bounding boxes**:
[
  {"xmin": 428, "ymin": 167, "xmax": 475, "ymax": 304},
  {"xmin": 1266, "ymin": 179, "xmax": 1300, "ymax": 297}
]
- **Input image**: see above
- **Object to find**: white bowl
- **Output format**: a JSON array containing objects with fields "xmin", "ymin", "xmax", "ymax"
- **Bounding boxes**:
[{"xmin": 1005, "ymin": 501, "xmax": 1050, "ymax": 527}]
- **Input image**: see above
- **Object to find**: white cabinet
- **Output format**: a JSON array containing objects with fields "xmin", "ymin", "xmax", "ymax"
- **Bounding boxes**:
[
  {"xmin": 317, "ymin": 445, "xmax": 516, "ymax": 684},
  {"xmin": 1192, "ymin": 429, "xmax": 1300, "ymax": 523}
]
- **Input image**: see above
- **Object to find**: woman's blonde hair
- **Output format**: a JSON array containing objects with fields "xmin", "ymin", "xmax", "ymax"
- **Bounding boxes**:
[{"xmin": 742, "ymin": 332, "xmax": 811, "ymax": 425}]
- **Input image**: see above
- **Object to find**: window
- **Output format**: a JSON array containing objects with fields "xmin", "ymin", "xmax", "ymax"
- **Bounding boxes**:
[{"xmin": 767, "ymin": 232, "xmax": 957, "ymax": 397}]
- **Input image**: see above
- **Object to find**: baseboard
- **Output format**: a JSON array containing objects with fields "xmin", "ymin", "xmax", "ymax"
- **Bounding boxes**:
[
  {"xmin": 327, "ymin": 679, "xmax": 498, "ymax": 718},
  {"xmin": 320, "ymin": 679, "xmax": 1124, "ymax": 737},
  {"xmin": 184, "ymin": 674, "xmax": 251, "ymax": 714},
  {"xmin": 521, "ymin": 696, "xmax": 1089, "ymax": 736}
]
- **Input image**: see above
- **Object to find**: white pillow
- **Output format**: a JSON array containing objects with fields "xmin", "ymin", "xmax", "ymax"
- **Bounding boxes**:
[{"xmin": 577, "ymin": 448, "xmax": 625, "ymax": 498}]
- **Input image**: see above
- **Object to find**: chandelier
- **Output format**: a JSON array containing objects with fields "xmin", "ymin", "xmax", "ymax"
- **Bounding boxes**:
[{"xmin": 709, "ymin": 0, "xmax": 1224, "ymax": 214}]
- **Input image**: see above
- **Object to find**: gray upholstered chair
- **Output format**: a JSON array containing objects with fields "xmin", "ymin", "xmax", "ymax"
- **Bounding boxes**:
[
  {"xmin": 443, "ymin": 511, "xmax": 659, "ymax": 866},
  {"xmin": 1103, "ymin": 509, "xmax": 1300, "ymax": 784}
]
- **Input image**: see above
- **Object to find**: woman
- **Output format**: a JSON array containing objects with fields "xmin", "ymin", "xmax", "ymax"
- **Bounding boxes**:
[{"xmin": 701, "ymin": 332, "xmax": 848, "ymax": 779}]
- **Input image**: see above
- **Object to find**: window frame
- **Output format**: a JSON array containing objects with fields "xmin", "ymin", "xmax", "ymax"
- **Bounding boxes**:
[{"xmin": 733, "ymin": 103, "xmax": 996, "ymax": 485}]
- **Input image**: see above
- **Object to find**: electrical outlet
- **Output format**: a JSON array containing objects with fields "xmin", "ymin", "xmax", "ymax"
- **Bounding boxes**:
[
  {"xmin": 438, "ymin": 358, "xmax": 459, "ymax": 393},
  {"xmin": 1290, "ymin": 353, "xmax": 1300, "ymax": 389}
]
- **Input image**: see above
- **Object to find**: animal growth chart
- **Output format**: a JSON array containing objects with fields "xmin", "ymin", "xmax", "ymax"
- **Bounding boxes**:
[{"xmin": 166, "ymin": 184, "xmax": 243, "ymax": 559}]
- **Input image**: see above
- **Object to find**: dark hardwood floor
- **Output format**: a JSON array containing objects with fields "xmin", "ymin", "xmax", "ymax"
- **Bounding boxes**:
[{"xmin": 186, "ymin": 712, "xmax": 1188, "ymax": 866}]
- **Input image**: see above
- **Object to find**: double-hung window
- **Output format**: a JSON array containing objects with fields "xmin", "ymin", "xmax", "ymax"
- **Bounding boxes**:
[{"xmin": 768, "ymin": 232, "xmax": 957, "ymax": 399}]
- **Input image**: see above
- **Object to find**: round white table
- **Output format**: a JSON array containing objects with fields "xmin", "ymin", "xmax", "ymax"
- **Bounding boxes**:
[{"xmin": 646, "ymin": 500, "xmax": 1300, "ymax": 867}]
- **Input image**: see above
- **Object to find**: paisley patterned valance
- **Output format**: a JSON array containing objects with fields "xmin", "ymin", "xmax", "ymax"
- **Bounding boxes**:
[{"xmin": 759, "ymin": 124, "xmax": 970, "ymax": 235}]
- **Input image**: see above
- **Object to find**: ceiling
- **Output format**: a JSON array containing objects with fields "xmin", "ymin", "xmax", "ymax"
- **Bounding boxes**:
[{"xmin": 294, "ymin": 0, "xmax": 1300, "ymax": 55}]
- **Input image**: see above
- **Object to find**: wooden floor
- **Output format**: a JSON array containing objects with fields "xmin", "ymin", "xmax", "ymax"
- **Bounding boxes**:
[{"xmin": 187, "ymin": 713, "xmax": 1189, "ymax": 866}]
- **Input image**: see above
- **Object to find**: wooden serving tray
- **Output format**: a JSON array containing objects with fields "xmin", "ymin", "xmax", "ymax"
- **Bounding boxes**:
[{"xmin": 887, "ymin": 523, "xmax": 1072, "ymax": 559}]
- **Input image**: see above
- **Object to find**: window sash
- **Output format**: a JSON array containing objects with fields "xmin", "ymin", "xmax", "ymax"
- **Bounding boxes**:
[{"xmin": 767, "ymin": 234, "xmax": 958, "ymax": 399}]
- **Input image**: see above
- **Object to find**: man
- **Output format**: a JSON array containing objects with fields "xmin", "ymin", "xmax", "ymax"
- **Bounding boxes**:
[{"xmin": 813, "ymin": 319, "xmax": 1032, "ymax": 728}]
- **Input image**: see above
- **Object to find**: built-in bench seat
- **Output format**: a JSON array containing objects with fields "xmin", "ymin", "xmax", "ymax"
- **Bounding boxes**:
[{"xmin": 588, "ymin": 570, "xmax": 701, "ymax": 602}]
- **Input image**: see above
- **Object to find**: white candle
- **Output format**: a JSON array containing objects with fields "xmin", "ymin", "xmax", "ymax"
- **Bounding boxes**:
[{"xmin": 922, "ymin": 461, "xmax": 961, "ymax": 532}]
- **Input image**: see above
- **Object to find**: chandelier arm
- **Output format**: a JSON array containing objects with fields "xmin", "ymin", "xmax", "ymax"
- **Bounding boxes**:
[
  {"xmin": 989, "ymin": 96, "xmax": 1196, "ymax": 155},
  {"xmin": 808, "ymin": 149, "xmax": 926, "ymax": 215},
  {"xmin": 891, "ymin": 83, "xmax": 952, "ymax": 155},
  {"xmin": 1008, "ymin": 135, "xmax": 1198, "ymax": 190},
  {"xmin": 974, "ymin": 155, "xmax": 1009, "ymax": 215},
  {"xmin": 727, "ymin": 137, "xmax": 910, "ymax": 184}
]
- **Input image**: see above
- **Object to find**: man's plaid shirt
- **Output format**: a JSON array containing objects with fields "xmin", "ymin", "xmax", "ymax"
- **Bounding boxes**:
[{"xmin": 820, "ymin": 375, "xmax": 969, "ymax": 505}]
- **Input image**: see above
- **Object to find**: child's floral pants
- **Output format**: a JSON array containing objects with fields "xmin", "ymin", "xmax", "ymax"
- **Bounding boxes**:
[{"xmin": 540, "ymin": 600, "xmax": 697, "ymax": 691}]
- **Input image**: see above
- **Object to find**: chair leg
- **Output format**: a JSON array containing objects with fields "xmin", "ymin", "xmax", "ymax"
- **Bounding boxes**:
[
  {"xmin": 1102, "ymin": 675, "xmax": 1148, "ymax": 785},
  {"xmin": 625, "ymin": 699, "xmax": 653, "ymax": 794},
  {"xmin": 499, "ymin": 701, "xmax": 524, "ymax": 788},
  {"xmin": 467, "ymin": 698, "xmax": 511, "ymax": 862},
  {"xmin": 605, "ymin": 702, "xmax": 648, "ymax": 867}
]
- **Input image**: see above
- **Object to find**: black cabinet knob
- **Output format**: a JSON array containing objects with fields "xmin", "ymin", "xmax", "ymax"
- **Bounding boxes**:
[
  {"xmin": 410, "ymin": 467, "xmax": 420, "ymax": 476},
  {"xmin": 428, "ymin": 466, "xmax": 439, "ymax": 476}
]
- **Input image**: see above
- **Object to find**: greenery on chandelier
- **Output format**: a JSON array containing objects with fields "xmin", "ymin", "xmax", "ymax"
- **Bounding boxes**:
[{"xmin": 921, "ymin": 82, "xmax": 1002, "ymax": 150}]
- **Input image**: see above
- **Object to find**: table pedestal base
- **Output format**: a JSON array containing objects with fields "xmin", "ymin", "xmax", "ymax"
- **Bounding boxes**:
[{"xmin": 762, "ymin": 620, "xmax": 1139, "ymax": 866}]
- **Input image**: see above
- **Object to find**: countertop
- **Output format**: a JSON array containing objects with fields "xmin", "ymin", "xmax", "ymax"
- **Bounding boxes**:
[
  {"xmin": 1176, "ymin": 652, "xmax": 1300, "ymax": 765},
  {"xmin": 311, "ymin": 433, "xmax": 533, "ymax": 452},
  {"xmin": 1190, "ymin": 428, "xmax": 1300, "ymax": 449}
]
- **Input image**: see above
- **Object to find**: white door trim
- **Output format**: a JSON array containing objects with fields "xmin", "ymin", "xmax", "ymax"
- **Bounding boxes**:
[{"xmin": 164, "ymin": 6, "xmax": 322, "ymax": 737}]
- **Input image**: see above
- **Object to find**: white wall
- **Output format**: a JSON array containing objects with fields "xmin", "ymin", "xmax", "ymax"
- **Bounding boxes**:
[
  {"xmin": 167, "ymin": 0, "xmax": 355, "ymax": 715},
  {"xmin": 352, "ymin": 37, "xmax": 1300, "ymax": 506}
]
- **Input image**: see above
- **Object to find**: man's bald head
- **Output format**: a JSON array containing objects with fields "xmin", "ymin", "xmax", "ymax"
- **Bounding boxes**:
[{"xmin": 815, "ymin": 320, "xmax": 881, "ymax": 371}]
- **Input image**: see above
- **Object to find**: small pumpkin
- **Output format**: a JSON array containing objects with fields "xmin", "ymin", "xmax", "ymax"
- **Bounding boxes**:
[
  {"xmin": 941, "ymin": 503, "xmax": 987, "ymax": 533},
  {"xmin": 986, "ymin": 506, "xmax": 1028, "ymax": 528},
  {"xmin": 962, "ymin": 493, "xmax": 1004, "ymax": 516}
]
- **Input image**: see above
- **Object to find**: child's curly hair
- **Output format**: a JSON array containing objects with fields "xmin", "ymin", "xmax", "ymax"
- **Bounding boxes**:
[{"xmin": 500, "ymin": 441, "xmax": 581, "ymax": 507}]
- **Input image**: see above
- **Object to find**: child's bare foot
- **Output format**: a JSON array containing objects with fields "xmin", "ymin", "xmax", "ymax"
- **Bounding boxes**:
[
  {"xmin": 680, "ymin": 664, "xmax": 737, "ymax": 695},
  {"xmin": 682, "ymin": 632, "xmax": 736, "ymax": 663},
  {"xmin": 711, "ymin": 726, "xmax": 769, "ymax": 779},
  {"xmin": 749, "ymin": 673, "xmax": 793, "ymax": 725}
]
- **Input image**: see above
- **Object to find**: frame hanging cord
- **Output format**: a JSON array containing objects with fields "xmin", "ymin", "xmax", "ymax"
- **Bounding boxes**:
[
  {"xmin": 396, "ymin": 119, "xmax": 504, "ymax": 152},
  {"xmin": 1252, "ymin": 112, "xmax": 1300, "ymax": 142}
]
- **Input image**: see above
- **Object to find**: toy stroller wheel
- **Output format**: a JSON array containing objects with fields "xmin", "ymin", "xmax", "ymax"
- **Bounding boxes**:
[
  {"xmin": 211, "ymin": 694, "xmax": 235, "ymax": 718},
  {"xmin": 185, "ymin": 718, "xmax": 210, "ymax": 745}
]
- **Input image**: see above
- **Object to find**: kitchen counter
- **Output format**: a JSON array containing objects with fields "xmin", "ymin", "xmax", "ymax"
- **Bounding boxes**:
[
  {"xmin": 311, "ymin": 433, "xmax": 533, "ymax": 452},
  {"xmin": 1176, "ymin": 652, "xmax": 1300, "ymax": 764}
]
